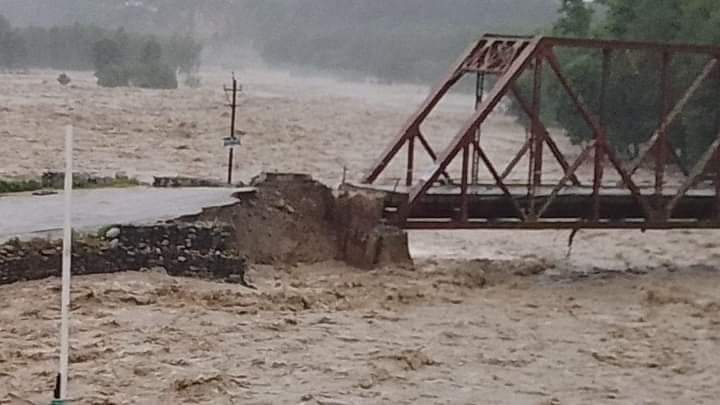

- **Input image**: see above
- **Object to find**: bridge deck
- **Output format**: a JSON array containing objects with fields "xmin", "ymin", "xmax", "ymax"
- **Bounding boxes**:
[
  {"xmin": 350, "ymin": 183, "xmax": 718, "ymax": 197},
  {"xmin": 345, "ymin": 183, "xmax": 720, "ymax": 230}
]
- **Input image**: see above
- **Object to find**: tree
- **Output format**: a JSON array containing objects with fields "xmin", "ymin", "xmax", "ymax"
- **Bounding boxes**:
[
  {"xmin": 0, "ymin": 14, "xmax": 26, "ymax": 69},
  {"xmin": 140, "ymin": 38, "xmax": 162, "ymax": 65},
  {"xmin": 554, "ymin": 0, "xmax": 594, "ymax": 37},
  {"xmin": 92, "ymin": 37, "xmax": 129, "ymax": 87},
  {"xmin": 535, "ymin": 0, "xmax": 720, "ymax": 163},
  {"xmin": 131, "ymin": 62, "xmax": 178, "ymax": 89},
  {"xmin": 131, "ymin": 38, "xmax": 178, "ymax": 89},
  {"xmin": 92, "ymin": 38, "xmax": 123, "ymax": 70},
  {"xmin": 91, "ymin": 36, "xmax": 179, "ymax": 89}
]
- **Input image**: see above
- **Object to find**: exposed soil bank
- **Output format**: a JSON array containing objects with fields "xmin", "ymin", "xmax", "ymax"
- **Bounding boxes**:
[{"xmin": 186, "ymin": 172, "xmax": 412, "ymax": 269}]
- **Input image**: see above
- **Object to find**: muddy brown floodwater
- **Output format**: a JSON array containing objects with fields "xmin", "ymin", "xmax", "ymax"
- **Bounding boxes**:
[{"xmin": 2, "ymin": 69, "xmax": 720, "ymax": 404}]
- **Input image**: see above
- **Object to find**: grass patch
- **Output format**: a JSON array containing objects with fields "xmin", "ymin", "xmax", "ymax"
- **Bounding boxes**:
[
  {"xmin": 0, "ymin": 173, "xmax": 142, "ymax": 195},
  {"xmin": 0, "ymin": 179, "xmax": 42, "ymax": 193}
]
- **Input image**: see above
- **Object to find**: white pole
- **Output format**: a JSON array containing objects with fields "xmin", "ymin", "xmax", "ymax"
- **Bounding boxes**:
[{"xmin": 59, "ymin": 125, "xmax": 73, "ymax": 401}]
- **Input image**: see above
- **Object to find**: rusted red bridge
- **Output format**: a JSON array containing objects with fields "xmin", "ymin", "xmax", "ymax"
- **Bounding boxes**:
[{"xmin": 351, "ymin": 34, "xmax": 720, "ymax": 230}]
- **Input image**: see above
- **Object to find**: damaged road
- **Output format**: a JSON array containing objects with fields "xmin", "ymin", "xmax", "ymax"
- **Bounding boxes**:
[{"xmin": 0, "ymin": 187, "xmax": 241, "ymax": 241}]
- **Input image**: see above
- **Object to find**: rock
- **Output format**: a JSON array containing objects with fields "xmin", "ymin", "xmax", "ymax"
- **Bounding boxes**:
[
  {"xmin": 32, "ymin": 190, "xmax": 58, "ymax": 196},
  {"xmin": 75, "ymin": 172, "xmax": 91, "ymax": 185},
  {"xmin": 105, "ymin": 227, "xmax": 121, "ymax": 239},
  {"xmin": 226, "ymin": 273, "xmax": 256, "ymax": 289},
  {"xmin": 57, "ymin": 73, "xmax": 71, "ymax": 86},
  {"xmin": 40, "ymin": 249, "xmax": 56, "ymax": 256},
  {"xmin": 109, "ymin": 239, "xmax": 120, "ymax": 249},
  {"xmin": 177, "ymin": 256, "xmax": 187, "ymax": 263},
  {"xmin": 152, "ymin": 176, "xmax": 225, "ymax": 188},
  {"xmin": 358, "ymin": 379, "xmax": 374, "ymax": 389}
]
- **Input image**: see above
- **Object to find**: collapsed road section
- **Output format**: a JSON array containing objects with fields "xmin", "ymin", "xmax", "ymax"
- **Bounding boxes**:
[{"xmin": 0, "ymin": 173, "xmax": 411, "ymax": 286}]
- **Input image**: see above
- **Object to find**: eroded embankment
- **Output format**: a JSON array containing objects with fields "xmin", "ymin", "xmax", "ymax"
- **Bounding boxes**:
[
  {"xmin": 0, "ymin": 173, "xmax": 411, "ymax": 286},
  {"xmin": 181, "ymin": 172, "xmax": 411, "ymax": 269}
]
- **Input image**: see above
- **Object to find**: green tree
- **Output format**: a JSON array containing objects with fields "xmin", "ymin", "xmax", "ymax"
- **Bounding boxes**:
[
  {"xmin": 131, "ymin": 62, "xmax": 178, "ymax": 89},
  {"xmin": 0, "ymin": 13, "xmax": 199, "ymax": 88},
  {"xmin": 92, "ymin": 37, "xmax": 130, "ymax": 87},
  {"xmin": 554, "ymin": 0, "xmax": 594, "ymax": 37},
  {"xmin": 140, "ymin": 38, "xmax": 162, "ymax": 65},
  {"xmin": 131, "ymin": 38, "xmax": 178, "ymax": 89},
  {"xmin": 0, "ymin": 14, "xmax": 26, "ymax": 68},
  {"xmin": 92, "ymin": 38, "xmax": 123, "ymax": 70},
  {"xmin": 537, "ymin": 0, "xmax": 720, "ymax": 163}
]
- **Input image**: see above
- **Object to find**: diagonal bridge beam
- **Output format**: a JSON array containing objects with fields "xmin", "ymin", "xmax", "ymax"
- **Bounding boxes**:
[
  {"xmin": 407, "ymin": 36, "xmax": 544, "ymax": 205},
  {"xmin": 359, "ymin": 33, "xmax": 720, "ymax": 230}
]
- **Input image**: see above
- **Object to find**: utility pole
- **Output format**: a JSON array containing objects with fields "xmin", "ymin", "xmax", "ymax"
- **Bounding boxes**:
[{"xmin": 224, "ymin": 74, "xmax": 242, "ymax": 185}]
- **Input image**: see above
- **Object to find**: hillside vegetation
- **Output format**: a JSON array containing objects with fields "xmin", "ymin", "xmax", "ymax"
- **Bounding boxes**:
[
  {"xmin": 0, "ymin": 0, "xmax": 559, "ymax": 83},
  {"xmin": 537, "ymin": 0, "xmax": 720, "ymax": 163}
]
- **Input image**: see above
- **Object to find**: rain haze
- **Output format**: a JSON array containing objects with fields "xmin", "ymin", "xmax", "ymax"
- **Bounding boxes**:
[{"xmin": 2, "ymin": 1, "xmax": 720, "ymax": 404}]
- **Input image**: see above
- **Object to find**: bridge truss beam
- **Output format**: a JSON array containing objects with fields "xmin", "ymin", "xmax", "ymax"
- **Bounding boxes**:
[{"xmin": 360, "ymin": 34, "xmax": 720, "ymax": 230}]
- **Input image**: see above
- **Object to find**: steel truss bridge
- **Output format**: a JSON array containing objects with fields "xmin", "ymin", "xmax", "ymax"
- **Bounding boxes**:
[{"xmin": 350, "ymin": 34, "xmax": 720, "ymax": 230}]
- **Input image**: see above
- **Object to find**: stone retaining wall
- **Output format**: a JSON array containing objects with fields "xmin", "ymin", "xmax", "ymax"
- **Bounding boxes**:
[
  {"xmin": 0, "ymin": 223, "xmax": 247, "ymax": 286},
  {"xmin": 152, "ymin": 176, "xmax": 228, "ymax": 188}
]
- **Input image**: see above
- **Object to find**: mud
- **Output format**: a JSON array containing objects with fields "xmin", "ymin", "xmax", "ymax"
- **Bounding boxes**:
[
  {"xmin": 184, "ymin": 172, "xmax": 411, "ymax": 269},
  {"xmin": 2, "ymin": 68, "xmax": 720, "ymax": 404},
  {"xmin": 2, "ymin": 262, "xmax": 720, "ymax": 404}
]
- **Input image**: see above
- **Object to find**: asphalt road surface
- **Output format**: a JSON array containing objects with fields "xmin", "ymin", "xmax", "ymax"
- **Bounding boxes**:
[{"xmin": 0, "ymin": 187, "xmax": 239, "ymax": 241}]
